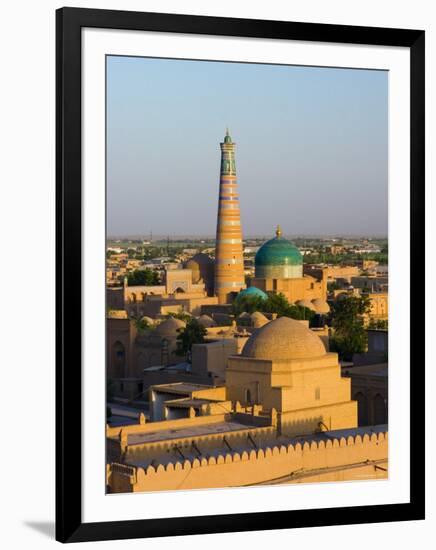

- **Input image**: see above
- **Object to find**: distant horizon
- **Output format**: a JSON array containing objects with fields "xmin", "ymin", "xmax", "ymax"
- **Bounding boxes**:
[
  {"xmin": 107, "ymin": 56, "xmax": 388, "ymax": 237},
  {"xmin": 107, "ymin": 233, "xmax": 388, "ymax": 241}
]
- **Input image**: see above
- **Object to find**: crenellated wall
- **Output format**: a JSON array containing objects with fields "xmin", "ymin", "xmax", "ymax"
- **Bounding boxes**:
[{"xmin": 108, "ymin": 429, "xmax": 388, "ymax": 493}]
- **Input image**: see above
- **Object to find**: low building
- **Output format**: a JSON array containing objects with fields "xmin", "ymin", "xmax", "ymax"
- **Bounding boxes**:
[
  {"xmin": 353, "ymin": 329, "xmax": 388, "ymax": 366},
  {"xmin": 343, "ymin": 363, "xmax": 388, "ymax": 426},
  {"xmin": 366, "ymin": 292, "xmax": 389, "ymax": 321},
  {"xmin": 107, "ymin": 264, "xmax": 219, "ymax": 318},
  {"xmin": 351, "ymin": 275, "xmax": 389, "ymax": 292}
]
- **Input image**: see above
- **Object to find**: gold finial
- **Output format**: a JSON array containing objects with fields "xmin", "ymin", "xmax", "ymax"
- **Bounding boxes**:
[{"xmin": 275, "ymin": 225, "xmax": 282, "ymax": 238}]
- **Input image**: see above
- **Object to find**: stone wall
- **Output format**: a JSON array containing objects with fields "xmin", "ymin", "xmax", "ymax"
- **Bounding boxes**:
[{"xmin": 108, "ymin": 429, "xmax": 388, "ymax": 492}]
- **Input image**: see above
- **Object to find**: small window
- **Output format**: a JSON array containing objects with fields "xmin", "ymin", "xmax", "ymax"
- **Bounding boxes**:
[{"xmin": 315, "ymin": 387, "xmax": 320, "ymax": 400}]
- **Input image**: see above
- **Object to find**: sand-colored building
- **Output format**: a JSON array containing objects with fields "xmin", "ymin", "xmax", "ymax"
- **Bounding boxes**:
[
  {"xmin": 107, "ymin": 316, "xmax": 188, "ymax": 399},
  {"xmin": 344, "ymin": 363, "xmax": 388, "ymax": 427},
  {"xmin": 107, "ymin": 264, "xmax": 218, "ymax": 319},
  {"xmin": 107, "ymin": 317, "xmax": 387, "ymax": 492},
  {"xmin": 366, "ymin": 292, "xmax": 389, "ymax": 321},
  {"xmin": 351, "ymin": 275, "xmax": 389, "ymax": 292},
  {"xmin": 322, "ymin": 265, "xmax": 360, "ymax": 283},
  {"xmin": 225, "ymin": 317, "xmax": 356, "ymax": 434},
  {"xmin": 344, "ymin": 329, "xmax": 388, "ymax": 426},
  {"xmin": 107, "ymin": 314, "xmax": 252, "ymax": 399}
]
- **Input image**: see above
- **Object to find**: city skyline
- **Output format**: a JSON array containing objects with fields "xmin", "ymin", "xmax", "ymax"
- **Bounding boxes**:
[{"xmin": 107, "ymin": 56, "xmax": 388, "ymax": 237}]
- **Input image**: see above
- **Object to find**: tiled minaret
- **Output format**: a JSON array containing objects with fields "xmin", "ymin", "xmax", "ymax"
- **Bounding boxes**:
[{"xmin": 214, "ymin": 129, "xmax": 246, "ymax": 304}]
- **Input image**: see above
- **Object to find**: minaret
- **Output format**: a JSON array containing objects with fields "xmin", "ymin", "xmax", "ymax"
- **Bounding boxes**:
[{"xmin": 214, "ymin": 129, "xmax": 246, "ymax": 304}]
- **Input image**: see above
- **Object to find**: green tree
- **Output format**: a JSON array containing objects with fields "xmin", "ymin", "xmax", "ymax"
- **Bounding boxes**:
[
  {"xmin": 286, "ymin": 304, "xmax": 316, "ymax": 322},
  {"xmin": 232, "ymin": 292, "xmax": 315, "ymax": 322},
  {"xmin": 176, "ymin": 318, "xmax": 207, "ymax": 357},
  {"xmin": 131, "ymin": 315, "xmax": 153, "ymax": 333},
  {"xmin": 330, "ymin": 295, "xmax": 371, "ymax": 360},
  {"xmin": 126, "ymin": 268, "xmax": 160, "ymax": 286},
  {"xmin": 327, "ymin": 281, "xmax": 342, "ymax": 292},
  {"xmin": 261, "ymin": 293, "xmax": 314, "ymax": 321},
  {"xmin": 367, "ymin": 318, "xmax": 388, "ymax": 330},
  {"xmin": 262, "ymin": 293, "xmax": 291, "ymax": 317},
  {"xmin": 231, "ymin": 294, "xmax": 266, "ymax": 316}
]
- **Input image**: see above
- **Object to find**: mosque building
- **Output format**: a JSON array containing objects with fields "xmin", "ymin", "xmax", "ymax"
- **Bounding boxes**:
[{"xmin": 249, "ymin": 225, "xmax": 330, "ymax": 314}]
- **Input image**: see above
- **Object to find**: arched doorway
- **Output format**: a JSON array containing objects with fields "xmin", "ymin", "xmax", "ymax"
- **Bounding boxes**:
[
  {"xmin": 245, "ymin": 389, "xmax": 252, "ymax": 405},
  {"xmin": 112, "ymin": 341, "xmax": 126, "ymax": 378},
  {"xmin": 354, "ymin": 392, "xmax": 369, "ymax": 426},
  {"xmin": 374, "ymin": 393, "xmax": 387, "ymax": 425}
]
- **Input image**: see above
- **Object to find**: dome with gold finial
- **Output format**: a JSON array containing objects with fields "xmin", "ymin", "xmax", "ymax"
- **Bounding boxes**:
[{"xmin": 254, "ymin": 226, "xmax": 303, "ymax": 279}]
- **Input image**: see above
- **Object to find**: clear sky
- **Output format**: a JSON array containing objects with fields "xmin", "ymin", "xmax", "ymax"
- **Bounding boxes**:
[{"xmin": 107, "ymin": 56, "xmax": 388, "ymax": 238}]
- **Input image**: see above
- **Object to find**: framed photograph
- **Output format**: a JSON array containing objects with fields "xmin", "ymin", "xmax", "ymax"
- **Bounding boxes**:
[{"xmin": 56, "ymin": 7, "xmax": 425, "ymax": 543}]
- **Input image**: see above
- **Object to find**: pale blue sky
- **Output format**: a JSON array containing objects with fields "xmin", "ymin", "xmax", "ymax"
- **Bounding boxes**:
[{"xmin": 107, "ymin": 56, "xmax": 388, "ymax": 238}]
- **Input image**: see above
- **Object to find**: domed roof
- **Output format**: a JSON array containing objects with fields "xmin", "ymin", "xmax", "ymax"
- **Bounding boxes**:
[
  {"xmin": 242, "ymin": 317, "xmax": 326, "ymax": 361},
  {"xmin": 238, "ymin": 286, "xmax": 268, "ymax": 300},
  {"xmin": 197, "ymin": 314, "xmax": 217, "ymax": 328},
  {"xmin": 155, "ymin": 317, "xmax": 186, "ymax": 337},
  {"xmin": 311, "ymin": 298, "xmax": 330, "ymax": 314},
  {"xmin": 237, "ymin": 311, "xmax": 251, "ymax": 320},
  {"xmin": 140, "ymin": 315, "xmax": 155, "ymax": 325},
  {"xmin": 250, "ymin": 311, "xmax": 269, "ymax": 328},
  {"xmin": 296, "ymin": 299, "xmax": 316, "ymax": 311},
  {"xmin": 255, "ymin": 226, "xmax": 302, "ymax": 268}
]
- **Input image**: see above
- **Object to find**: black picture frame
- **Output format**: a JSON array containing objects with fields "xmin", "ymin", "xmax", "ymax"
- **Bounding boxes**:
[{"xmin": 56, "ymin": 7, "xmax": 425, "ymax": 543}]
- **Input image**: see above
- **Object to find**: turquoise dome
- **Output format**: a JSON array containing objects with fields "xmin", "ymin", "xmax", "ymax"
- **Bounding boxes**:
[
  {"xmin": 255, "ymin": 227, "xmax": 303, "ymax": 279},
  {"xmin": 238, "ymin": 286, "xmax": 268, "ymax": 300}
]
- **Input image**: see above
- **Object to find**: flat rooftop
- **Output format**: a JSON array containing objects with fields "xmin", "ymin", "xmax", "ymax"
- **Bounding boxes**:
[
  {"xmin": 344, "ymin": 363, "xmax": 388, "ymax": 377},
  {"xmin": 126, "ymin": 420, "xmax": 257, "ymax": 446},
  {"xmin": 163, "ymin": 398, "xmax": 222, "ymax": 408},
  {"xmin": 151, "ymin": 382, "xmax": 217, "ymax": 395}
]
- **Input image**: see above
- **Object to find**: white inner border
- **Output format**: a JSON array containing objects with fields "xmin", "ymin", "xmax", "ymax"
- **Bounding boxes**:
[{"xmin": 82, "ymin": 28, "xmax": 410, "ymax": 524}]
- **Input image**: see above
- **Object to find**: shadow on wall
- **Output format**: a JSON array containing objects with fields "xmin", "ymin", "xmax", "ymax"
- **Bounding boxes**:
[{"xmin": 279, "ymin": 416, "xmax": 324, "ymax": 437}]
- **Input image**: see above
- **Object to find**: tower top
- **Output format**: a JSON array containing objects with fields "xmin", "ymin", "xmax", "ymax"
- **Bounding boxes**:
[
  {"xmin": 275, "ymin": 225, "xmax": 282, "ymax": 238},
  {"xmin": 224, "ymin": 128, "xmax": 232, "ymax": 144}
]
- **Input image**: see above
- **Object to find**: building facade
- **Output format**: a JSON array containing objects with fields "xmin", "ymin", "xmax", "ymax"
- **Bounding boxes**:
[{"xmin": 249, "ymin": 227, "xmax": 328, "ymax": 307}]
